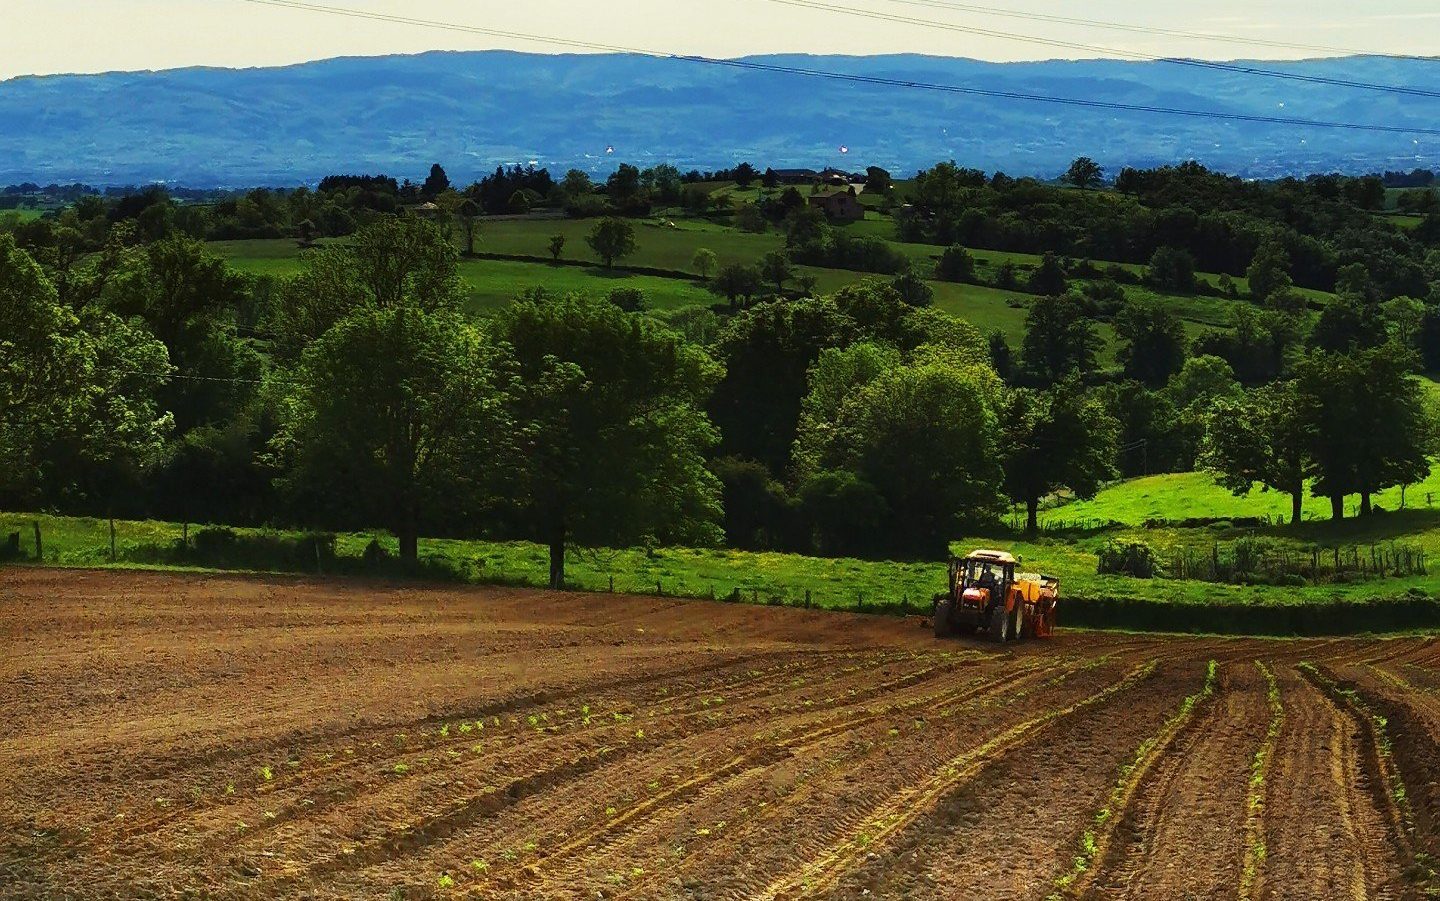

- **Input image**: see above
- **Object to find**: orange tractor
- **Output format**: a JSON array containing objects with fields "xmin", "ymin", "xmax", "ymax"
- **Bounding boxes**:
[{"xmin": 933, "ymin": 549, "xmax": 1059, "ymax": 642}]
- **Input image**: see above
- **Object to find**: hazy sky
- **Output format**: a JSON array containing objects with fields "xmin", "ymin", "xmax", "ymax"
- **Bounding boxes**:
[{"xmin": 4, "ymin": 0, "xmax": 1437, "ymax": 80}]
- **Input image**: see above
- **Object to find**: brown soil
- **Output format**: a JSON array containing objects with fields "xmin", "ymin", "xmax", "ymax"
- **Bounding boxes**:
[{"xmin": 0, "ymin": 568, "xmax": 1432, "ymax": 900}]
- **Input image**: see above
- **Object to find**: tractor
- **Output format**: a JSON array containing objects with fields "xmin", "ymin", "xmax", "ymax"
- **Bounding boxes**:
[{"xmin": 932, "ymin": 549, "xmax": 1059, "ymax": 642}]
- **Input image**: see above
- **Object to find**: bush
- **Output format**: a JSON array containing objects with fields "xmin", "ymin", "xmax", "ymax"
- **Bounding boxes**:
[
  {"xmin": 935, "ymin": 245, "xmax": 976, "ymax": 282},
  {"xmin": 1097, "ymin": 539, "xmax": 1161, "ymax": 578}
]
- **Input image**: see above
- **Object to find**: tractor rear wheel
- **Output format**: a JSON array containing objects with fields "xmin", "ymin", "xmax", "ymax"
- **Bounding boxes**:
[
  {"xmin": 988, "ymin": 604, "xmax": 1009, "ymax": 642},
  {"xmin": 1011, "ymin": 601, "xmax": 1025, "ymax": 642},
  {"xmin": 933, "ymin": 597, "xmax": 954, "ymax": 638}
]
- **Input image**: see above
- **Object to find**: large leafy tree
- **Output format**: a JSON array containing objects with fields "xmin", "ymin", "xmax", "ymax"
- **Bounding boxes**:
[
  {"xmin": 1064, "ymin": 157, "xmax": 1104, "ymax": 190},
  {"xmin": 1114, "ymin": 300, "xmax": 1188, "ymax": 387},
  {"xmin": 710, "ymin": 297, "xmax": 855, "ymax": 473},
  {"xmin": 1201, "ymin": 381, "xmax": 1309, "ymax": 524},
  {"xmin": 279, "ymin": 307, "xmax": 512, "ymax": 561},
  {"xmin": 273, "ymin": 218, "xmax": 463, "ymax": 359},
  {"xmin": 1292, "ymin": 348, "xmax": 1430, "ymax": 519},
  {"xmin": 1, "ymin": 234, "xmax": 172, "ymax": 509},
  {"xmin": 1000, "ymin": 385, "xmax": 1118, "ymax": 533},
  {"xmin": 586, "ymin": 217, "xmax": 637, "ymax": 268},
  {"xmin": 499, "ymin": 294, "xmax": 723, "ymax": 588},
  {"xmin": 795, "ymin": 346, "xmax": 1006, "ymax": 555},
  {"xmin": 1021, "ymin": 293, "xmax": 1098, "ymax": 385}
]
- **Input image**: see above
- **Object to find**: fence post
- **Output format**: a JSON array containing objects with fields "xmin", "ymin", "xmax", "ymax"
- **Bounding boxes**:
[
  {"xmin": 32, "ymin": 521, "xmax": 42, "ymax": 562},
  {"xmin": 182, "ymin": 522, "xmax": 189, "ymax": 545},
  {"xmin": 608, "ymin": 574, "xmax": 614, "ymax": 592},
  {"xmin": 109, "ymin": 517, "xmax": 116, "ymax": 562},
  {"xmin": 752, "ymin": 588, "xmax": 759, "ymax": 605},
  {"xmin": 804, "ymin": 588, "xmax": 811, "ymax": 609},
  {"xmin": 656, "ymin": 580, "xmax": 662, "ymax": 596}
]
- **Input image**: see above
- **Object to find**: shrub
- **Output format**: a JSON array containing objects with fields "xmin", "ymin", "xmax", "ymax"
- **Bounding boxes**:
[
  {"xmin": 1097, "ymin": 539, "xmax": 1161, "ymax": 578},
  {"xmin": 935, "ymin": 245, "xmax": 976, "ymax": 282}
]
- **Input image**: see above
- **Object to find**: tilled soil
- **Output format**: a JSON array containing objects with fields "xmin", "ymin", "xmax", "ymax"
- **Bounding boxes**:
[{"xmin": 1, "ymin": 568, "xmax": 1436, "ymax": 900}]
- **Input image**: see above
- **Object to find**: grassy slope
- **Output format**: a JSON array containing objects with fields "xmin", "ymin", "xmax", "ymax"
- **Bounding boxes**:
[{"xmin": 214, "ymin": 208, "xmax": 1257, "ymax": 352}]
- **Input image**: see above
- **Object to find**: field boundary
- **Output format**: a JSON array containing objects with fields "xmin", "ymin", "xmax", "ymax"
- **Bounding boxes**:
[{"xmin": 9, "ymin": 555, "xmax": 1440, "ymax": 637}]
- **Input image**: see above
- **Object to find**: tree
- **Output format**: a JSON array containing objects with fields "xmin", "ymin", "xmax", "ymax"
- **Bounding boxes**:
[
  {"xmin": 759, "ymin": 250, "xmax": 793, "ymax": 293},
  {"xmin": 1114, "ymin": 300, "xmax": 1188, "ymax": 386},
  {"xmin": 1064, "ymin": 157, "xmax": 1104, "ymax": 190},
  {"xmin": 606, "ymin": 164, "xmax": 642, "ymax": 203},
  {"xmin": 586, "ymin": 217, "xmax": 637, "ymax": 268},
  {"xmin": 1001, "ymin": 385, "xmax": 1118, "ymax": 532},
  {"xmin": 280, "ymin": 307, "xmax": 511, "ymax": 562},
  {"xmin": 1200, "ymin": 381, "xmax": 1308, "ymax": 524},
  {"xmin": 1309, "ymin": 295, "xmax": 1387, "ymax": 353},
  {"xmin": 499, "ymin": 295, "xmax": 723, "ymax": 587},
  {"xmin": 104, "ymin": 234, "xmax": 254, "ymax": 430},
  {"xmin": 708, "ymin": 262, "xmax": 762, "ymax": 311},
  {"xmin": 735, "ymin": 204, "xmax": 767, "ymax": 233},
  {"xmin": 1293, "ymin": 348, "xmax": 1430, "ymax": 519},
  {"xmin": 1246, "ymin": 239, "xmax": 1292, "ymax": 303},
  {"xmin": 606, "ymin": 286, "xmax": 646, "ymax": 312},
  {"xmin": 935, "ymin": 245, "xmax": 976, "ymax": 283},
  {"xmin": 548, "ymin": 234, "xmax": 566, "ymax": 262},
  {"xmin": 711, "ymin": 297, "xmax": 855, "ymax": 473},
  {"xmin": 1027, "ymin": 252, "xmax": 1069, "ymax": 296},
  {"xmin": 1382, "ymin": 296, "xmax": 1426, "ymax": 348},
  {"xmin": 456, "ymin": 199, "xmax": 481, "ymax": 256},
  {"xmin": 1146, "ymin": 245, "xmax": 1197, "ymax": 293},
  {"xmin": 561, "ymin": 169, "xmax": 592, "ymax": 198},
  {"xmin": 692, "ymin": 247, "xmax": 718, "ymax": 279},
  {"xmin": 864, "ymin": 166, "xmax": 892, "ymax": 194},
  {"xmin": 734, "ymin": 162, "xmax": 758, "ymax": 187},
  {"xmin": 421, "ymin": 163, "xmax": 450, "ymax": 200},
  {"xmin": 793, "ymin": 348, "xmax": 1006, "ymax": 555},
  {"xmin": 272, "ymin": 218, "xmax": 464, "ymax": 360},
  {"xmin": 0, "ymin": 235, "xmax": 172, "ymax": 508},
  {"xmin": 1021, "ymin": 293, "xmax": 1098, "ymax": 385},
  {"xmin": 890, "ymin": 267, "xmax": 934, "ymax": 308}
]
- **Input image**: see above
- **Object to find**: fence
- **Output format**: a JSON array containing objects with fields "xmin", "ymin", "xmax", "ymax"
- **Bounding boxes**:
[{"xmin": 1165, "ymin": 538, "xmax": 1426, "ymax": 586}]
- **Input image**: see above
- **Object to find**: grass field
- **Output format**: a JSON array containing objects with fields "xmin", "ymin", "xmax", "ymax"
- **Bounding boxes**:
[
  {"xmin": 212, "ymin": 211, "xmax": 1253, "ymax": 354},
  {"xmin": 13, "ymin": 468, "xmax": 1440, "ymax": 623}
]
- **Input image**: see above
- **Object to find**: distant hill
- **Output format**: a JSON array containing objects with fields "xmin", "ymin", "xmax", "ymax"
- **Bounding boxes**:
[{"xmin": 2, "ymin": 51, "xmax": 1436, "ymax": 186}]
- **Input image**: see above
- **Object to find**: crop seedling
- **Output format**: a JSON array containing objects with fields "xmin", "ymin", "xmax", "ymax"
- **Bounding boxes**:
[
  {"xmin": 393, "ymin": 763, "xmax": 410, "ymax": 774},
  {"xmin": 471, "ymin": 859, "xmax": 488, "ymax": 873},
  {"xmin": 437, "ymin": 873, "xmax": 455, "ymax": 888},
  {"xmin": 258, "ymin": 766, "xmax": 273, "ymax": 781}
]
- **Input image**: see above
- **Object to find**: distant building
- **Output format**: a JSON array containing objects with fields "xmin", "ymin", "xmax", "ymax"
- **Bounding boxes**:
[
  {"xmin": 769, "ymin": 168, "xmax": 818, "ymax": 185},
  {"xmin": 809, "ymin": 187, "xmax": 864, "ymax": 223}
]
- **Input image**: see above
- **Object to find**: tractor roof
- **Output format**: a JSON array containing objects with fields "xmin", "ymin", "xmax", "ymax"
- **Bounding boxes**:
[{"xmin": 963, "ymin": 549, "xmax": 1016, "ymax": 564}]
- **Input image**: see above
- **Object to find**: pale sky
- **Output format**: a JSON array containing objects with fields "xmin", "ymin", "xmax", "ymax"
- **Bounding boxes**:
[{"xmin": 4, "ymin": 0, "xmax": 1438, "ymax": 81}]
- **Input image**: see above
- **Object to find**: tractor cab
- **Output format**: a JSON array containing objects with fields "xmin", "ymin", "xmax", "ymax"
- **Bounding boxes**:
[{"xmin": 950, "ymin": 550, "xmax": 1016, "ymax": 608}]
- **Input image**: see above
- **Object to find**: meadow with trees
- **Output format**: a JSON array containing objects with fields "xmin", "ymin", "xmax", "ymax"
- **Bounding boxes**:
[{"xmin": 5, "ymin": 157, "xmax": 1440, "ymax": 631}]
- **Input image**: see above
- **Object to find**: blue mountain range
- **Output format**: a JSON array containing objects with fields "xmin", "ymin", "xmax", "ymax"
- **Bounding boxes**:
[{"xmin": 1, "ymin": 51, "xmax": 1436, "ymax": 186}]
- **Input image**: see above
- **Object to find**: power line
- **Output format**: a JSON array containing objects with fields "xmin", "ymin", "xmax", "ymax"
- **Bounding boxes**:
[
  {"xmin": 233, "ymin": 0, "xmax": 1440, "ymax": 137},
  {"xmin": 761, "ymin": 0, "xmax": 1440, "ymax": 99},
  {"xmin": 871, "ymin": 0, "xmax": 1433, "ymax": 60}
]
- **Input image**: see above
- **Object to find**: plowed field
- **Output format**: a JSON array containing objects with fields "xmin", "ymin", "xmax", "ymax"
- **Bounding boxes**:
[{"xmin": 3, "ymin": 569, "xmax": 1439, "ymax": 900}]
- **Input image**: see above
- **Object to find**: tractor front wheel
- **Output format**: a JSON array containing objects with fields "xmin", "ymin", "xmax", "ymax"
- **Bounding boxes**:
[
  {"xmin": 933, "ymin": 597, "xmax": 955, "ymax": 638},
  {"xmin": 1011, "ymin": 601, "xmax": 1026, "ymax": 641}
]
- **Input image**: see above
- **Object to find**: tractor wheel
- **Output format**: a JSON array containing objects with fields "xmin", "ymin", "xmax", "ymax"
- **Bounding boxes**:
[
  {"xmin": 1011, "ymin": 601, "xmax": 1026, "ymax": 642},
  {"xmin": 988, "ymin": 604, "xmax": 1009, "ymax": 642},
  {"xmin": 933, "ymin": 598, "xmax": 955, "ymax": 639}
]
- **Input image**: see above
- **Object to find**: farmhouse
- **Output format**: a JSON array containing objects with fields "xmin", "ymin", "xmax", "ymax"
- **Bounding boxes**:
[
  {"xmin": 769, "ymin": 168, "xmax": 818, "ymax": 184},
  {"xmin": 809, "ymin": 187, "xmax": 865, "ymax": 222}
]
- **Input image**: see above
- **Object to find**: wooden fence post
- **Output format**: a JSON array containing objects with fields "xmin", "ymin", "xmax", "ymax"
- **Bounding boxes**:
[
  {"xmin": 109, "ymin": 517, "xmax": 116, "ymax": 562},
  {"xmin": 32, "ymin": 521, "xmax": 42, "ymax": 562}
]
